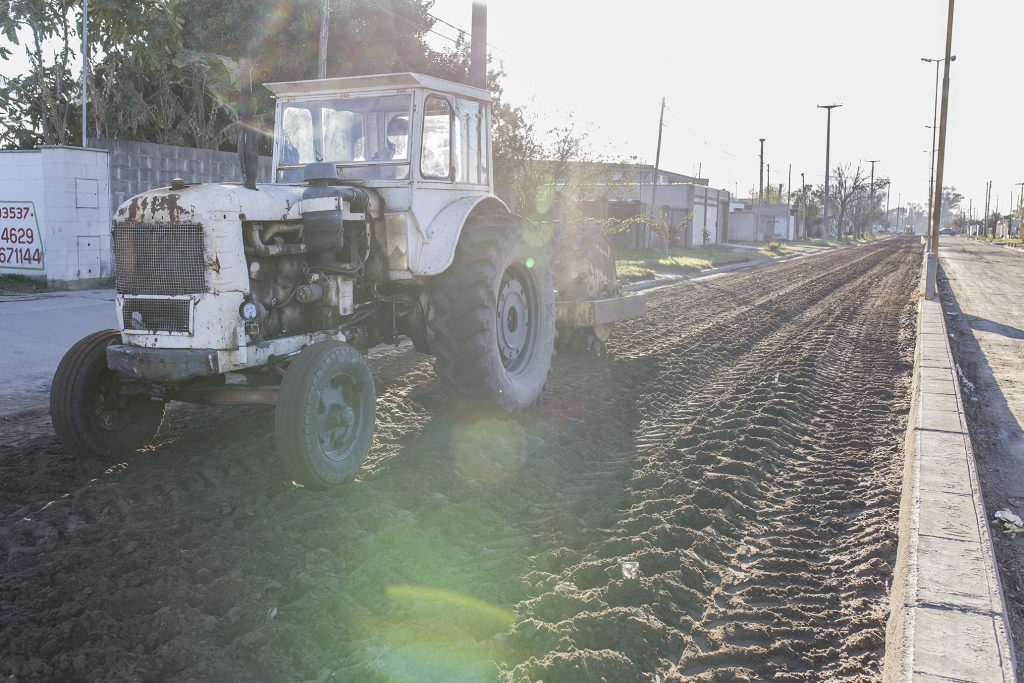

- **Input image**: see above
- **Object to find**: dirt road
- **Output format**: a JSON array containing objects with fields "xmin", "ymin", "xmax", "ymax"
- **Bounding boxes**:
[
  {"xmin": 0, "ymin": 238, "xmax": 920, "ymax": 682},
  {"xmin": 939, "ymin": 238, "xmax": 1024, "ymax": 675}
]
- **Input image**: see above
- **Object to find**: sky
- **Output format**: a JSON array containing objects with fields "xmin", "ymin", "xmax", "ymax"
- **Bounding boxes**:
[
  {"xmin": 3, "ymin": 1, "xmax": 1019, "ymax": 216},
  {"xmin": 426, "ymin": 0, "xmax": 1023, "ymax": 215}
]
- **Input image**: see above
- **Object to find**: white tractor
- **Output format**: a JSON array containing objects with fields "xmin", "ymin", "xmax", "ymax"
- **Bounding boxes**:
[{"xmin": 51, "ymin": 72, "xmax": 645, "ymax": 488}]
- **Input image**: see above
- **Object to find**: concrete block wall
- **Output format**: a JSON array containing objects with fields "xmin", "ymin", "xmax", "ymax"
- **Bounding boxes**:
[
  {"xmin": 88, "ymin": 138, "xmax": 272, "ymax": 214},
  {"xmin": 0, "ymin": 146, "xmax": 112, "ymax": 287}
]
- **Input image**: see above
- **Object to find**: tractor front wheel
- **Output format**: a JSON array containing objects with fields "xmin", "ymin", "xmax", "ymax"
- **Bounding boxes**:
[
  {"xmin": 50, "ymin": 330, "xmax": 164, "ymax": 460},
  {"xmin": 274, "ymin": 341, "xmax": 376, "ymax": 489}
]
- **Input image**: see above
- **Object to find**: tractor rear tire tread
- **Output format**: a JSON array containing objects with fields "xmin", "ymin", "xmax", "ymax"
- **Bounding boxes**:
[{"xmin": 428, "ymin": 211, "xmax": 555, "ymax": 411}]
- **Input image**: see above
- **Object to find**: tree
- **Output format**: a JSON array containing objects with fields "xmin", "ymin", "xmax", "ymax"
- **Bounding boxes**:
[
  {"xmin": 939, "ymin": 185, "xmax": 963, "ymax": 226},
  {"xmin": 849, "ymin": 175, "xmax": 889, "ymax": 238},
  {"xmin": 905, "ymin": 202, "xmax": 927, "ymax": 233},
  {"xmin": 791, "ymin": 183, "xmax": 822, "ymax": 237},
  {"xmin": 829, "ymin": 163, "xmax": 868, "ymax": 239},
  {"xmin": 1, "ymin": 0, "xmax": 470, "ymax": 150},
  {"xmin": 0, "ymin": 0, "xmax": 84, "ymax": 146}
]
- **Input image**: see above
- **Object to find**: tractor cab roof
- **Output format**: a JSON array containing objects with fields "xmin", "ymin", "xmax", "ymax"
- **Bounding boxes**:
[{"xmin": 265, "ymin": 72, "xmax": 490, "ymax": 103}]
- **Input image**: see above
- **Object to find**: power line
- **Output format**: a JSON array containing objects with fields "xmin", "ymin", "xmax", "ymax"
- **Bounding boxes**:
[
  {"xmin": 425, "ymin": 10, "xmax": 510, "ymax": 55},
  {"xmin": 367, "ymin": 4, "xmax": 509, "ymax": 56},
  {"xmin": 369, "ymin": 4, "xmax": 463, "ymax": 46},
  {"xmin": 663, "ymin": 103, "xmax": 738, "ymax": 159}
]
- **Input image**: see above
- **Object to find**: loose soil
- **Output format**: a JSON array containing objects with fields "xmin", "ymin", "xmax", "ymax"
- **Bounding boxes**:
[{"xmin": 0, "ymin": 239, "xmax": 920, "ymax": 682}]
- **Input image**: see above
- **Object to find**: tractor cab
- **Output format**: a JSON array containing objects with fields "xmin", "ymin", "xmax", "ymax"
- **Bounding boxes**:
[{"xmin": 267, "ymin": 73, "xmax": 492, "ymax": 191}]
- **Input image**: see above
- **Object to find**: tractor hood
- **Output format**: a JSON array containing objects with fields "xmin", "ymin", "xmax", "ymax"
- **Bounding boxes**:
[{"xmin": 114, "ymin": 182, "xmax": 316, "ymax": 225}]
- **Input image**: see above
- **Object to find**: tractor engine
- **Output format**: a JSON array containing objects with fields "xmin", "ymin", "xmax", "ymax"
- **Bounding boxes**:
[
  {"xmin": 107, "ymin": 170, "xmax": 395, "ymax": 382},
  {"xmin": 240, "ymin": 179, "xmax": 369, "ymax": 343}
]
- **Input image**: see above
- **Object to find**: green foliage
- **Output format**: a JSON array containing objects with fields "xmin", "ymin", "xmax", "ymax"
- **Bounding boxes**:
[
  {"xmin": 613, "ymin": 246, "xmax": 756, "ymax": 283},
  {"xmin": 601, "ymin": 210, "xmax": 676, "ymax": 246},
  {"xmin": 1, "ymin": 0, "xmax": 478, "ymax": 150},
  {"xmin": 1, "ymin": 0, "xmax": 84, "ymax": 146}
]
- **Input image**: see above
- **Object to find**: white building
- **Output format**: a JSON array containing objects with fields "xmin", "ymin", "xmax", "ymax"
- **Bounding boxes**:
[{"xmin": 0, "ymin": 146, "xmax": 112, "ymax": 287}]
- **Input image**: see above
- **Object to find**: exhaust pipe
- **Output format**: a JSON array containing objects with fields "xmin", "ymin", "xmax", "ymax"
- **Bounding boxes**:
[{"xmin": 469, "ymin": 2, "xmax": 487, "ymax": 89}]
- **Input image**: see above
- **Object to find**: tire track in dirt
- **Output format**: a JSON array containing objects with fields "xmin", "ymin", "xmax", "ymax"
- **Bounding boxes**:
[
  {"xmin": 0, "ymin": 240, "xmax": 919, "ymax": 682},
  {"xmin": 506, "ymin": 241, "xmax": 919, "ymax": 682}
]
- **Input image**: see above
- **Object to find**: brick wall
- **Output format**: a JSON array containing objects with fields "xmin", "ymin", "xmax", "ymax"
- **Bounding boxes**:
[{"xmin": 88, "ymin": 138, "xmax": 272, "ymax": 214}]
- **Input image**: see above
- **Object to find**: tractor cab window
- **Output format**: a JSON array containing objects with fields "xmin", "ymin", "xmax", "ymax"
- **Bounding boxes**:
[
  {"xmin": 420, "ymin": 96, "xmax": 452, "ymax": 180},
  {"xmin": 276, "ymin": 93, "xmax": 412, "ymax": 181},
  {"xmin": 454, "ymin": 98, "xmax": 487, "ymax": 185}
]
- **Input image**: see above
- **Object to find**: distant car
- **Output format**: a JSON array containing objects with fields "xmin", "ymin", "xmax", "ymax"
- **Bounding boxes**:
[{"xmin": 939, "ymin": 228, "xmax": 956, "ymax": 236}]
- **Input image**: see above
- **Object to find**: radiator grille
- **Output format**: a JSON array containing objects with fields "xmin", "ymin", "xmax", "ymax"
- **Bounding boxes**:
[
  {"xmin": 122, "ymin": 297, "xmax": 192, "ymax": 334},
  {"xmin": 112, "ymin": 222, "xmax": 206, "ymax": 295}
]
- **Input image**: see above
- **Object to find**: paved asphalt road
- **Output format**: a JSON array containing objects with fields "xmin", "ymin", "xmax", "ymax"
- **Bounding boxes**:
[
  {"xmin": 939, "ymin": 237, "xmax": 1024, "ymax": 673},
  {"xmin": 0, "ymin": 289, "xmax": 116, "ymax": 417}
]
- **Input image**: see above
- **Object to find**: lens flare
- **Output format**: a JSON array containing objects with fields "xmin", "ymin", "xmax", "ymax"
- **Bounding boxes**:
[
  {"xmin": 452, "ymin": 414, "xmax": 528, "ymax": 485},
  {"xmin": 385, "ymin": 585, "xmax": 515, "ymax": 627}
]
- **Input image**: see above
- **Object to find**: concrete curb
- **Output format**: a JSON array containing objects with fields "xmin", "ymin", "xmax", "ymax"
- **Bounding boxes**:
[{"xmin": 883, "ymin": 253, "xmax": 1016, "ymax": 681}]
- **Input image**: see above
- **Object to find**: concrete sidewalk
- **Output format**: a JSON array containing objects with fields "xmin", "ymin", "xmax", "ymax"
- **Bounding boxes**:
[
  {"xmin": 884, "ymin": 293, "xmax": 1016, "ymax": 681},
  {"xmin": 0, "ymin": 289, "xmax": 116, "ymax": 416}
]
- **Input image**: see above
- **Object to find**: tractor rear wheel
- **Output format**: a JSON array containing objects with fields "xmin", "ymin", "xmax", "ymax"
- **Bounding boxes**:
[
  {"xmin": 50, "ymin": 329, "xmax": 164, "ymax": 460},
  {"xmin": 429, "ymin": 211, "xmax": 555, "ymax": 411},
  {"xmin": 275, "ymin": 341, "xmax": 375, "ymax": 489}
]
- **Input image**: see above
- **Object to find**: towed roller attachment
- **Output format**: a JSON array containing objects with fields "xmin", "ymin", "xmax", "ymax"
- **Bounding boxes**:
[{"xmin": 552, "ymin": 221, "xmax": 647, "ymax": 356}]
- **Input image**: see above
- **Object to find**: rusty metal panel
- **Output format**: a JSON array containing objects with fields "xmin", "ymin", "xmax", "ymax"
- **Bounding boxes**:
[{"xmin": 107, "ymin": 344, "xmax": 219, "ymax": 382}]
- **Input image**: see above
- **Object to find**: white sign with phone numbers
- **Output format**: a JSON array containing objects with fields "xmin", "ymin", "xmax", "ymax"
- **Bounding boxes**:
[{"xmin": 0, "ymin": 201, "xmax": 44, "ymax": 270}]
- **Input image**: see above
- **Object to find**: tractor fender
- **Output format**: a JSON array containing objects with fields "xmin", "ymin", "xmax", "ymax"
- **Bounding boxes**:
[{"xmin": 410, "ymin": 195, "xmax": 509, "ymax": 276}]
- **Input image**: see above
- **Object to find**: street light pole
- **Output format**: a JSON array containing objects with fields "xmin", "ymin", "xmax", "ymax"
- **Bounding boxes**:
[
  {"xmin": 926, "ymin": 0, "xmax": 955, "ymax": 299},
  {"xmin": 818, "ymin": 104, "xmax": 842, "ymax": 239},
  {"xmin": 925, "ymin": 124, "xmax": 937, "ymax": 227},
  {"xmin": 922, "ymin": 54, "xmax": 956, "ymax": 245}
]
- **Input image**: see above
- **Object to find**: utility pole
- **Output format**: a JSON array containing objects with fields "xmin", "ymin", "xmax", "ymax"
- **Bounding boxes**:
[
  {"xmin": 927, "ymin": 0, "xmax": 954, "ymax": 299},
  {"xmin": 318, "ymin": 0, "xmax": 330, "ymax": 79},
  {"xmin": 885, "ymin": 180, "xmax": 891, "ymax": 232},
  {"xmin": 896, "ymin": 193, "xmax": 902, "ymax": 234},
  {"xmin": 801, "ymin": 171, "xmax": 806, "ymax": 238},
  {"xmin": 818, "ymin": 104, "xmax": 842, "ymax": 239},
  {"xmin": 81, "ymin": 0, "xmax": 89, "ymax": 146},
  {"xmin": 984, "ymin": 180, "xmax": 992, "ymax": 238},
  {"xmin": 758, "ymin": 138, "xmax": 765, "ymax": 242},
  {"xmin": 648, "ymin": 96, "xmax": 665, "ymax": 249},
  {"xmin": 767, "ymin": 164, "xmax": 771, "ymax": 199},
  {"xmin": 787, "ymin": 164, "xmax": 792, "ymax": 205},
  {"xmin": 867, "ymin": 160, "xmax": 879, "ymax": 238},
  {"xmin": 1011, "ymin": 180, "xmax": 1019, "ymax": 223}
]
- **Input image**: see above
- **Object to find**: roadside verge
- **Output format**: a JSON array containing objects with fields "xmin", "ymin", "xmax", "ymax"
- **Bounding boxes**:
[
  {"xmin": 622, "ymin": 242, "xmax": 853, "ymax": 292},
  {"xmin": 883, "ymin": 254, "xmax": 1016, "ymax": 681}
]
